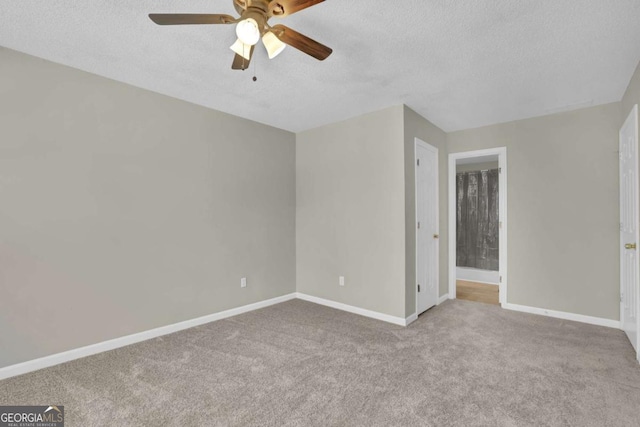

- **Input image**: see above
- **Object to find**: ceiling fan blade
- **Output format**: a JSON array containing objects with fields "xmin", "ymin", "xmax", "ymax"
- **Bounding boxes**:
[
  {"xmin": 231, "ymin": 46, "xmax": 255, "ymax": 70},
  {"xmin": 269, "ymin": 0, "xmax": 325, "ymax": 17},
  {"xmin": 148, "ymin": 14, "xmax": 236, "ymax": 25},
  {"xmin": 270, "ymin": 24, "xmax": 332, "ymax": 61}
]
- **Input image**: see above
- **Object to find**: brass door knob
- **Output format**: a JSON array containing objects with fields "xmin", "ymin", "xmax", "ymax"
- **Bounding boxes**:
[{"xmin": 625, "ymin": 243, "xmax": 637, "ymax": 250}]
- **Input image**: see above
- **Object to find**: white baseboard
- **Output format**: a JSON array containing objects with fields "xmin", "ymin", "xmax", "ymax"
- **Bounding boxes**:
[
  {"xmin": 502, "ymin": 303, "xmax": 620, "ymax": 329},
  {"xmin": 295, "ymin": 293, "xmax": 409, "ymax": 326},
  {"xmin": 405, "ymin": 294, "xmax": 449, "ymax": 326},
  {"xmin": 7, "ymin": 293, "xmax": 618, "ymax": 382},
  {"xmin": 0, "ymin": 293, "xmax": 297, "ymax": 381},
  {"xmin": 405, "ymin": 313, "xmax": 418, "ymax": 326},
  {"xmin": 456, "ymin": 267, "xmax": 499, "ymax": 285},
  {"xmin": 460, "ymin": 279, "xmax": 499, "ymax": 286}
]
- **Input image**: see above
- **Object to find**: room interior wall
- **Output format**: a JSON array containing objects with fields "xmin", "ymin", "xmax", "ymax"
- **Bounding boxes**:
[
  {"xmin": 621, "ymin": 60, "xmax": 640, "ymax": 129},
  {"xmin": 0, "ymin": 47, "xmax": 296, "ymax": 369},
  {"xmin": 403, "ymin": 106, "xmax": 449, "ymax": 317},
  {"xmin": 448, "ymin": 103, "xmax": 621, "ymax": 321},
  {"xmin": 2, "ymin": 47, "xmax": 637, "ymax": 372},
  {"xmin": 296, "ymin": 106, "xmax": 407, "ymax": 318},
  {"xmin": 456, "ymin": 162, "xmax": 499, "ymax": 173}
]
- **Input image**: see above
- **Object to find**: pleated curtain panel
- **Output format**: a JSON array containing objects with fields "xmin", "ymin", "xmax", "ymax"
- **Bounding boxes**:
[{"xmin": 456, "ymin": 169, "xmax": 499, "ymax": 271}]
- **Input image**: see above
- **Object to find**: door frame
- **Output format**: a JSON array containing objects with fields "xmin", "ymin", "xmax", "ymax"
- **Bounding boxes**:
[
  {"xmin": 620, "ymin": 104, "xmax": 640, "ymax": 362},
  {"xmin": 448, "ymin": 147, "xmax": 508, "ymax": 305},
  {"xmin": 415, "ymin": 138, "xmax": 439, "ymax": 315}
]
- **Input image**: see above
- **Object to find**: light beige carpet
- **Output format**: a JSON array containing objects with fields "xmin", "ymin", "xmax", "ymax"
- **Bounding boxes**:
[{"xmin": 1, "ymin": 299, "xmax": 639, "ymax": 426}]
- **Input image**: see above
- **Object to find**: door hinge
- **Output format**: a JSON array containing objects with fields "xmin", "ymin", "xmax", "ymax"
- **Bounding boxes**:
[
  {"xmin": 417, "ymin": 221, "xmax": 421, "ymax": 229},
  {"xmin": 500, "ymin": 276, "xmax": 502, "ymax": 283},
  {"xmin": 417, "ymin": 159, "xmax": 420, "ymax": 166},
  {"xmin": 418, "ymin": 284, "xmax": 421, "ymax": 292},
  {"xmin": 499, "ymin": 221, "xmax": 502, "ymax": 229},
  {"xmin": 499, "ymin": 167, "xmax": 502, "ymax": 174}
]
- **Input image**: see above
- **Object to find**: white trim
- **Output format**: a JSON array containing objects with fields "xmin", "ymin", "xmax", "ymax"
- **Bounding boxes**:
[
  {"xmin": 295, "ymin": 293, "xmax": 409, "ymax": 326},
  {"xmin": 405, "ymin": 294, "xmax": 449, "ymax": 325},
  {"xmin": 0, "ymin": 293, "xmax": 297, "ymax": 381},
  {"xmin": 415, "ymin": 138, "xmax": 439, "ymax": 316},
  {"xmin": 458, "ymin": 279, "xmax": 498, "ymax": 286},
  {"xmin": 405, "ymin": 313, "xmax": 418, "ymax": 326},
  {"xmin": 503, "ymin": 303, "xmax": 620, "ymax": 329},
  {"xmin": 449, "ymin": 147, "xmax": 508, "ymax": 305},
  {"xmin": 5, "ymin": 291, "xmax": 620, "ymax": 382},
  {"xmin": 456, "ymin": 266, "xmax": 500, "ymax": 285}
]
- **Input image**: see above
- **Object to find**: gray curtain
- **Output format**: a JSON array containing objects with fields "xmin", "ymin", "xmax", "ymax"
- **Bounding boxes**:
[{"xmin": 456, "ymin": 169, "xmax": 499, "ymax": 270}]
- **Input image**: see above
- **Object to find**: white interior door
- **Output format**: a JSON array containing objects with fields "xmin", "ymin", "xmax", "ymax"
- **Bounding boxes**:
[
  {"xmin": 620, "ymin": 104, "xmax": 639, "ymax": 360},
  {"xmin": 416, "ymin": 139, "xmax": 439, "ymax": 315}
]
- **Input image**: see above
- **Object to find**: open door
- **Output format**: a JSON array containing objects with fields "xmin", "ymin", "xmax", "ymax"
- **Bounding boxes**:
[
  {"xmin": 416, "ymin": 138, "xmax": 439, "ymax": 315},
  {"xmin": 620, "ymin": 104, "xmax": 640, "ymax": 361}
]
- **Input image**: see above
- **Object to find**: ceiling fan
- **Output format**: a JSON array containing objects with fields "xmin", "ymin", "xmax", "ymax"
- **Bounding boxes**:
[{"xmin": 149, "ymin": 0, "xmax": 332, "ymax": 70}]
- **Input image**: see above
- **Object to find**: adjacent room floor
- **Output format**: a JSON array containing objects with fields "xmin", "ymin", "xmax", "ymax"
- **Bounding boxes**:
[
  {"xmin": 1, "ymin": 299, "xmax": 639, "ymax": 426},
  {"xmin": 456, "ymin": 280, "xmax": 500, "ymax": 305}
]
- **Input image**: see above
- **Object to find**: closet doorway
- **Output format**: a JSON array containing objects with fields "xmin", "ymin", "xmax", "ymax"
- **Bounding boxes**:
[{"xmin": 448, "ymin": 148, "xmax": 507, "ymax": 306}]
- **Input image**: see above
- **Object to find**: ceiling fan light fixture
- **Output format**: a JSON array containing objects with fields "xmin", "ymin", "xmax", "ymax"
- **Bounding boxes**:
[
  {"xmin": 230, "ymin": 38, "xmax": 252, "ymax": 60},
  {"xmin": 235, "ymin": 18, "xmax": 260, "ymax": 45},
  {"xmin": 149, "ymin": 0, "xmax": 333, "ymax": 71},
  {"xmin": 262, "ymin": 31, "xmax": 286, "ymax": 59}
]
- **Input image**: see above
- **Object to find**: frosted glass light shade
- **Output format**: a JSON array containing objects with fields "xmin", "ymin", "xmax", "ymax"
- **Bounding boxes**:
[
  {"xmin": 236, "ymin": 18, "xmax": 260, "ymax": 46},
  {"xmin": 262, "ymin": 31, "xmax": 286, "ymax": 59},
  {"xmin": 230, "ymin": 39, "xmax": 252, "ymax": 60}
]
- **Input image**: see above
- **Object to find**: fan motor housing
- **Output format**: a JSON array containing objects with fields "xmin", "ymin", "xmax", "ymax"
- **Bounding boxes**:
[{"xmin": 235, "ymin": 0, "xmax": 272, "ymax": 15}]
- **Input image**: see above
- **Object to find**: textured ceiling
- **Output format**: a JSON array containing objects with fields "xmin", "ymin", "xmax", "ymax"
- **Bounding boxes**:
[{"xmin": 1, "ymin": 1, "xmax": 640, "ymax": 132}]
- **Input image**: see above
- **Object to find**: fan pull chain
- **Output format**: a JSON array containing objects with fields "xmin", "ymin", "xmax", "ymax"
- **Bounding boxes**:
[{"xmin": 252, "ymin": 51, "xmax": 258, "ymax": 82}]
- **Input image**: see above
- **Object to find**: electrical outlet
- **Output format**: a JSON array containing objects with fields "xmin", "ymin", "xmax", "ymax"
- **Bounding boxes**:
[
  {"xmin": 339, "ymin": 276, "xmax": 345, "ymax": 287},
  {"xmin": 241, "ymin": 277, "xmax": 247, "ymax": 288}
]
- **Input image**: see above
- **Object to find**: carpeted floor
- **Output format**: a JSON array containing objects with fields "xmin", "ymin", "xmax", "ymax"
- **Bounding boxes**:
[{"xmin": 1, "ymin": 299, "xmax": 639, "ymax": 426}]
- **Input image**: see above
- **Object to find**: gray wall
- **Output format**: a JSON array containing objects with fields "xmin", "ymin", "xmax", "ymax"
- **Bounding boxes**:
[
  {"xmin": 448, "ymin": 103, "xmax": 621, "ymax": 321},
  {"xmin": 0, "ymin": 47, "xmax": 296, "ymax": 369},
  {"xmin": 3, "ymin": 44, "xmax": 635, "ymax": 370},
  {"xmin": 456, "ymin": 162, "xmax": 499, "ymax": 173},
  {"xmin": 622, "ymin": 61, "xmax": 640, "ymax": 126},
  {"xmin": 403, "ymin": 106, "xmax": 448, "ymax": 317},
  {"xmin": 296, "ymin": 106, "xmax": 407, "ymax": 318}
]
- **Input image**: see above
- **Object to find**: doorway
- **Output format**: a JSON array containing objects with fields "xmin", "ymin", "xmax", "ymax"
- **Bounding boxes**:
[
  {"xmin": 415, "ymin": 138, "xmax": 439, "ymax": 315},
  {"xmin": 448, "ymin": 148, "xmax": 507, "ymax": 306}
]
